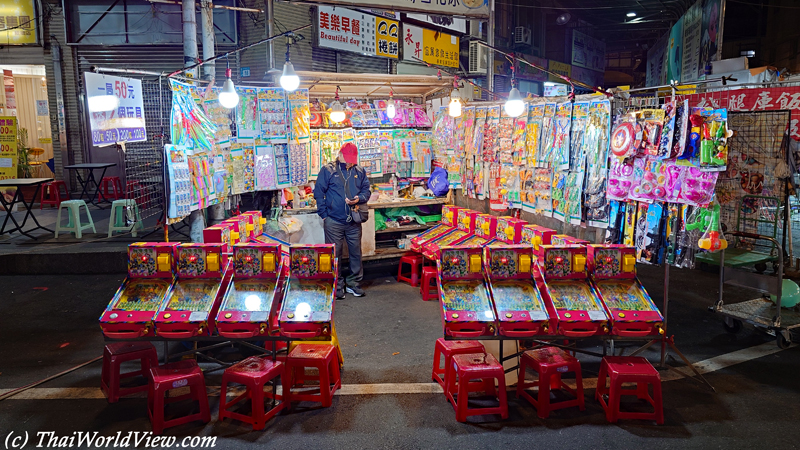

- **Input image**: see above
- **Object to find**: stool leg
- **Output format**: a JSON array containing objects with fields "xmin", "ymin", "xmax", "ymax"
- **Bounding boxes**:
[
  {"xmin": 54, "ymin": 206, "xmax": 62, "ymax": 238},
  {"xmin": 151, "ymin": 388, "xmax": 165, "ymax": 435},
  {"xmin": 516, "ymin": 359, "xmax": 527, "ymax": 399},
  {"xmin": 432, "ymin": 344, "xmax": 442, "ymax": 385},
  {"xmin": 575, "ymin": 367, "xmax": 585, "ymax": 411},
  {"xmin": 319, "ymin": 363, "xmax": 332, "ymax": 407},
  {"xmin": 107, "ymin": 204, "xmax": 116, "ymax": 238},
  {"xmin": 71, "ymin": 205, "xmax": 81, "ymax": 239},
  {"xmin": 252, "ymin": 382, "xmax": 266, "ymax": 430},
  {"xmin": 84, "ymin": 203, "xmax": 96, "ymax": 234},
  {"xmin": 596, "ymin": 363, "xmax": 608, "ymax": 402},
  {"xmin": 537, "ymin": 371, "xmax": 551, "ymax": 419},
  {"xmin": 196, "ymin": 382, "xmax": 211, "ymax": 423},
  {"xmin": 652, "ymin": 381, "xmax": 664, "ymax": 425},
  {"xmin": 607, "ymin": 380, "xmax": 620, "ymax": 423},
  {"xmin": 411, "ymin": 262, "xmax": 420, "ymax": 287},
  {"xmin": 455, "ymin": 372, "xmax": 469, "ymax": 422},
  {"xmin": 497, "ymin": 374, "xmax": 509, "ymax": 420}
]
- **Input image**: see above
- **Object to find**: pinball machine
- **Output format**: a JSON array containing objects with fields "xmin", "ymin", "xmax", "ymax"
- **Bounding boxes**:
[
  {"xmin": 492, "ymin": 216, "xmax": 527, "ymax": 245},
  {"xmin": 521, "ymin": 224, "xmax": 556, "ymax": 258},
  {"xmin": 203, "ymin": 222, "xmax": 240, "ymax": 250},
  {"xmin": 154, "ymin": 243, "xmax": 230, "ymax": 338},
  {"xmin": 458, "ymin": 214, "xmax": 499, "ymax": 247},
  {"xmin": 538, "ymin": 245, "xmax": 610, "ymax": 338},
  {"xmin": 410, "ymin": 205, "xmax": 463, "ymax": 253},
  {"xmin": 223, "ymin": 216, "xmax": 251, "ymax": 243},
  {"xmin": 485, "ymin": 245, "xmax": 552, "ymax": 337},
  {"xmin": 278, "ymin": 245, "xmax": 337, "ymax": 339},
  {"xmin": 437, "ymin": 245, "xmax": 497, "ymax": 338},
  {"xmin": 100, "ymin": 243, "xmax": 180, "ymax": 339},
  {"xmin": 587, "ymin": 244, "xmax": 664, "ymax": 337},
  {"xmin": 240, "ymin": 211, "xmax": 266, "ymax": 237},
  {"xmin": 421, "ymin": 209, "xmax": 479, "ymax": 259},
  {"xmin": 215, "ymin": 242, "xmax": 287, "ymax": 338}
]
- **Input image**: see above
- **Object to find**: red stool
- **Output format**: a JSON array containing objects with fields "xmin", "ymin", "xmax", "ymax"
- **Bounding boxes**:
[
  {"xmin": 596, "ymin": 356, "xmax": 664, "ymax": 424},
  {"xmin": 100, "ymin": 342, "xmax": 158, "ymax": 403},
  {"xmin": 126, "ymin": 180, "xmax": 144, "ymax": 199},
  {"xmin": 517, "ymin": 347, "xmax": 585, "ymax": 418},
  {"xmin": 219, "ymin": 357, "xmax": 284, "ymax": 430},
  {"xmin": 100, "ymin": 176, "xmax": 124, "ymax": 200},
  {"xmin": 283, "ymin": 344, "xmax": 341, "ymax": 408},
  {"xmin": 148, "ymin": 360, "xmax": 211, "ymax": 435},
  {"xmin": 446, "ymin": 353, "xmax": 509, "ymax": 422},
  {"xmin": 397, "ymin": 252, "xmax": 423, "ymax": 287},
  {"xmin": 40, "ymin": 180, "xmax": 69, "ymax": 209},
  {"xmin": 431, "ymin": 338, "xmax": 485, "ymax": 390},
  {"xmin": 420, "ymin": 266, "xmax": 439, "ymax": 301}
]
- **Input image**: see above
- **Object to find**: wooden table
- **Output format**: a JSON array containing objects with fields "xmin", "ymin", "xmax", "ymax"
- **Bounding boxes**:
[
  {"xmin": 0, "ymin": 178, "xmax": 54, "ymax": 239},
  {"xmin": 64, "ymin": 163, "xmax": 116, "ymax": 208}
]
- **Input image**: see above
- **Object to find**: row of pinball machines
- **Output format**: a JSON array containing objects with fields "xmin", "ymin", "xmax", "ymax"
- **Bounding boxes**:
[
  {"xmin": 100, "ymin": 211, "xmax": 337, "ymax": 342},
  {"xmin": 415, "ymin": 207, "xmax": 664, "ymax": 341}
]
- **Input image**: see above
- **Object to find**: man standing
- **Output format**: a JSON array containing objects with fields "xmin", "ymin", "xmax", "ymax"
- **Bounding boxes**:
[{"xmin": 314, "ymin": 142, "xmax": 372, "ymax": 299}]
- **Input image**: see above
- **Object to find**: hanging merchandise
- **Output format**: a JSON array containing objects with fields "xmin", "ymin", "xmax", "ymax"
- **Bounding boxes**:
[
  {"xmin": 165, "ymin": 144, "xmax": 192, "ymax": 219},
  {"xmin": 187, "ymin": 152, "xmax": 216, "ymax": 210},
  {"xmin": 374, "ymin": 99, "xmax": 393, "ymax": 126},
  {"xmin": 482, "ymin": 106, "xmax": 500, "ymax": 163},
  {"xmin": 415, "ymin": 131, "xmax": 433, "ymax": 177},
  {"xmin": 254, "ymin": 143, "xmax": 277, "ymax": 191},
  {"xmin": 627, "ymin": 157, "xmax": 651, "ymax": 203},
  {"xmin": 519, "ymin": 167, "xmax": 535, "ymax": 213},
  {"xmin": 169, "ymin": 79, "xmax": 218, "ymax": 153},
  {"xmin": 658, "ymin": 101, "xmax": 677, "ymax": 159},
  {"xmin": 552, "ymin": 102, "xmax": 573, "ymax": 170},
  {"xmin": 309, "ymin": 101, "xmax": 325, "ymax": 128},
  {"xmin": 211, "ymin": 144, "xmax": 231, "ymax": 199},
  {"xmin": 342, "ymin": 128, "xmax": 356, "ymax": 143},
  {"xmin": 413, "ymin": 104, "xmax": 432, "ymax": 127},
  {"xmin": 678, "ymin": 167, "xmax": 718, "ymax": 206},
  {"xmin": 356, "ymin": 128, "xmax": 383, "ymax": 177},
  {"xmin": 241, "ymin": 140, "xmax": 256, "ymax": 192},
  {"xmin": 497, "ymin": 109, "xmax": 515, "ymax": 164},
  {"xmin": 640, "ymin": 109, "xmax": 665, "ymax": 157},
  {"xmin": 512, "ymin": 104, "xmax": 528, "ymax": 165},
  {"xmin": 672, "ymin": 99, "xmax": 690, "ymax": 158},
  {"xmin": 273, "ymin": 143, "xmax": 291, "ymax": 188},
  {"xmin": 499, "ymin": 164, "xmax": 521, "ymax": 209},
  {"xmin": 488, "ymin": 162, "xmax": 505, "ymax": 210},
  {"xmin": 607, "ymin": 158, "xmax": 635, "ymax": 201},
  {"xmin": 472, "ymin": 107, "xmax": 487, "ymax": 162},
  {"xmin": 459, "ymin": 107, "xmax": 476, "ymax": 189},
  {"xmin": 538, "ymin": 103, "xmax": 557, "ymax": 167},
  {"xmin": 308, "ymin": 130, "xmax": 321, "ymax": 178},
  {"xmin": 288, "ymin": 89, "xmax": 311, "ymax": 143},
  {"xmin": 551, "ymin": 170, "xmax": 569, "ymax": 222},
  {"xmin": 348, "ymin": 100, "xmax": 366, "ymax": 128},
  {"xmin": 697, "ymin": 200, "xmax": 728, "ymax": 251},
  {"xmin": 633, "ymin": 202, "xmax": 650, "ymax": 259},
  {"xmin": 236, "ymin": 87, "xmax": 260, "ymax": 139},
  {"xmin": 605, "ymin": 201, "xmax": 624, "ymax": 244},
  {"xmin": 526, "ymin": 103, "xmax": 545, "ymax": 166},
  {"xmin": 378, "ymin": 130, "xmax": 397, "ymax": 175},
  {"xmin": 199, "ymin": 87, "xmax": 233, "ymax": 148},
  {"xmin": 584, "ymin": 99, "xmax": 612, "ymax": 227},
  {"xmin": 609, "ymin": 119, "xmax": 636, "ymax": 160},
  {"xmin": 393, "ymin": 129, "xmax": 416, "ymax": 162},
  {"xmin": 319, "ymin": 129, "xmax": 343, "ymax": 166},
  {"xmin": 288, "ymin": 142, "xmax": 309, "ymax": 186},
  {"xmin": 678, "ymin": 107, "xmax": 708, "ymax": 161},
  {"xmin": 623, "ymin": 200, "xmax": 637, "ymax": 246},
  {"xmin": 569, "ymin": 101, "xmax": 590, "ymax": 171},
  {"xmin": 258, "ymin": 88, "xmax": 287, "ymax": 142},
  {"xmin": 699, "ymin": 109, "xmax": 732, "ymax": 171},
  {"xmin": 533, "ymin": 167, "xmax": 553, "ymax": 216},
  {"xmin": 638, "ymin": 202, "xmax": 664, "ymax": 264}
]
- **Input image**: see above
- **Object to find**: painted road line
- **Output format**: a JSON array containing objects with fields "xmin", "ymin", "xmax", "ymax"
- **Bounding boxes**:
[{"xmin": 0, "ymin": 342, "xmax": 793, "ymax": 400}]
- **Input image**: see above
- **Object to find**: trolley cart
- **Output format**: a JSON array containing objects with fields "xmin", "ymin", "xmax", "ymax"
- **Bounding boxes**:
[{"xmin": 710, "ymin": 231, "xmax": 799, "ymax": 349}]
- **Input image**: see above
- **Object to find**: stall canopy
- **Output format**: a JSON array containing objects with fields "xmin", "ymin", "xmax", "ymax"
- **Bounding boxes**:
[{"xmin": 296, "ymin": 71, "xmax": 455, "ymax": 101}]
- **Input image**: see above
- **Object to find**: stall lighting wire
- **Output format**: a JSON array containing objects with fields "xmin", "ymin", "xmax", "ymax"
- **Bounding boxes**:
[
  {"xmin": 0, "ymin": 356, "xmax": 103, "ymax": 402},
  {"xmin": 410, "ymin": 56, "xmax": 505, "ymax": 100}
]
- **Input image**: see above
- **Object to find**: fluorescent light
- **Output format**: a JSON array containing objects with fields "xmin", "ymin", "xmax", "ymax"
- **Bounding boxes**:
[
  {"xmin": 544, "ymin": 82, "xmax": 556, "ymax": 86},
  {"xmin": 627, "ymin": 12, "xmax": 637, "ymax": 17}
]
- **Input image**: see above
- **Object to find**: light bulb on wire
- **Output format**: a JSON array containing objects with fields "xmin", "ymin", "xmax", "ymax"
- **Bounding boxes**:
[
  {"xmin": 386, "ymin": 88, "xmax": 396, "ymax": 119},
  {"xmin": 504, "ymin": 70, "xmax": 526, "ymax": 117},
  {"xmin": 279, "ymin": 40, "xmax": 300, "ymax": 92},
  {"xmin": 218, "ymin": 58, "xmax": 239, "ymax": 109},
  {"xmin": 329, "ymin": 87, "xmax": 345, "ymax": 124},
  {"xmin": 448, "ymin": 77, "xmax": 462, "ymax": 117}
]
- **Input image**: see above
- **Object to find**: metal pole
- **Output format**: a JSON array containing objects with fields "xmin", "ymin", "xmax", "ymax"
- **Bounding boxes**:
[
  {"xmin": 182, "ymin": 0, "xmax": 199, "ymax": 77},
  {"xmin": 200, "ymin": 0, "xmax": 216, "ymax": 80},
  {"xmin": 266, "ymin": 0, "xmax": 275, "ymax": 70},
  {"xmin": 487, "ymin": 0, "xmax": 495, "ymax": 96},
  {"xmin": 51, "ymin": 42, "xmax": 71, "ymax": 190}
]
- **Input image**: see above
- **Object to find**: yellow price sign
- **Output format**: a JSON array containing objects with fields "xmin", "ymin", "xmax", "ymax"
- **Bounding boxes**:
[{"xmin": 0, "ymin": 1, "xmax": 37, "ymax": 45}]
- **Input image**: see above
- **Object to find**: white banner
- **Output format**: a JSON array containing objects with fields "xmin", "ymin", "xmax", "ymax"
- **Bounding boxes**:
[{"xmin": 84, "ymin": 72, "xmax": 146, "ymax": 147}]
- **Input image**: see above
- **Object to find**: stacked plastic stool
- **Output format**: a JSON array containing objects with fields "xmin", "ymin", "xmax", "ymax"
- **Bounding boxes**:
[
  {"xmin": 40, "ymin": 180, "xmax": 69, "ymax": 209},
  {"xmin": 517, "ymin": 346, "xmax": 585, "ymax": 418},
  {"xmin": 219, "ymin": 356, "xmax": 284, "ymax": 430},
  {"xmin": 431, "ymin": 338, "xmax": 485, "ymax": 389},
  {"xmin": 397, "ymin": 252, "xmax": 423, "ymax": 287},
  {"xmin": 283, "ymin": 344, "xmax": 341, "ymax": 408},
  {"xmin": 100, "ymin": 176, "xmax": 124, "ymax": 200},
  {"xmin": 446, "ymin": 353, "xmax": 509, "ymax": 422},
  {"xmin": 108, "ymin": 199, "xmax": 144, "ymax": 237},
  {"xmin": 596, "ymin": 356, "xmax": 664, "ymax": 424},
  {"xmin": 100, "ymin": 342, "xmax": 158, "ymax": 403},
  {"xmin": 148, "ymin": 360, "xmax": 211, "ymax": 435},
  {"xmin": 55, "ymin": 200, "xmax": 96, "ymax": 238},
  {"xmin": 420, "ymin": 266, "xmax": 439, "ymax": 301}
]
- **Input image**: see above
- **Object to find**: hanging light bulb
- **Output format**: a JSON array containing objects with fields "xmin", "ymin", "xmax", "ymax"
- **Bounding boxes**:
[
  {"xmin": 504, "ymin": 87, "xmax": 526, "ymax": 118},
  {"xmin": 329, "ymin": 87, "xmax": 345, "ymax": 124},
  {"xmin": 448, "ymin": 77, "xmax": 462, "ymax": 117},
  {"xmin": 280, "ymin": 40, "xmax": 300, "ymax": 92},
  {"xmin": 218, "ymin": 57, "xmax": 239, "ymax": 109},
  {"xmin": 386, "ymin": 88, "xmax": 396, "ymax": 119}
]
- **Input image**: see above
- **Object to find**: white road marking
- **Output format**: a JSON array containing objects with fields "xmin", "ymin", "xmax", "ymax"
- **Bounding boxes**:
[{"xmin": 0, "ymin": 342, "xmax": 793, "ymax": 400}]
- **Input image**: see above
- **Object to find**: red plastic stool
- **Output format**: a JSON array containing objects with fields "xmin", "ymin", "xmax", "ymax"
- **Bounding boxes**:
[
  {"xmin": 126, "ymin": 180, "xmax": 144, "ymax": 199},
  {"xmin": 420, "ymin": 266, "xmax": 439, "ymax": 301},
  {"xmin": 148, "ymin": 360, "xmax": 211, "ymax": 435},
  {"xmin": 517, "ymin": 347, "xmax": 585, "ymax": 418},
  {"xmin": 596, "ymin": 356, "xmax": 664, "ymax": 424},
  {"xmin": 431, "ymin": 338, "xmax": 485, "ymax": 390},
  {"xmin": 397, "ymin": 252, "xmax": 423, "ymax": 287},
  {"xmin": 100, "ymin": 342, "xmax": 158, "ymax": 403},
  {"xmin": 283, "ymin": 344, "xmax": 341, "ymax": 408},
  {"xmin": 219, "ymin": 357, "xmax": 284, "ymax": 430},
  {"xmin": 446, "ymin": 353, "xmax": 509, "ymax": 422},
  {"xmin": 40, "ymin": 180, "xmax": 69, "ymax": 209},
  {"xmin": 100, "ymin": 176, "xmax": 124, "ymax": 200}
]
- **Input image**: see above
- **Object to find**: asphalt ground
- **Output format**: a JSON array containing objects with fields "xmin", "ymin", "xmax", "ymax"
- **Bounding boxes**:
[{"xmin": 1, "ymin": 263, "xmax": 799, "ymax": 449}]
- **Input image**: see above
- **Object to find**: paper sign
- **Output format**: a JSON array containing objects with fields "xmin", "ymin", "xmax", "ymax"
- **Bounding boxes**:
[{"xmin": 84, "ymin": 72, "xmax": 147, "ymax": 147}]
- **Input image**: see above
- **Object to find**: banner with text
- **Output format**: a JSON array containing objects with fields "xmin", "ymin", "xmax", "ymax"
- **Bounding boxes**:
[
  {"xmin": 0, "ymin": 116, "xmax": 18, "ymax": 182},
  {"xmin": 84, "ymin": 72, "xmax": 147, "ymax": 147},
  {"xmin": 402, "ymin": 24, "xmax": 459, "ymax": 68},
  {"xmin": 0, "ymin": 1, "xmax": 36, "ymax": 45},
  {"xmin": 317, "ymin": 6, "xmax": 399, "ymax": 60}
]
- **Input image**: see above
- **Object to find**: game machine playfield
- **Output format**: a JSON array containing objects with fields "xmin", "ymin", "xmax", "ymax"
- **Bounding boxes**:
[
  {"xmin": 410, "ymin": 205, "xmax": 463, "ymax": 253},
  {"xmin": 216, "ymin": 242, "xmax": 287, "ymax": 338},
  {"xmin": 491, "ymin": 216, "xmax": 527, "ymax": 246},
  {"xmin": 459, "ymin": 214, "xmax": 499, "ymax": 247},
  {"xmin": 538, "ymin": 245, "xmax": 610, "ymax": 337},
  {"xmin": 421, "ymin": 209, "xmax": 479, "ymax": 259},
  {"xmin": 485, "ymin": 245, "xmax": 552, "ymax": 337},
  {"xmin": 100, "ymin": 243, "xmax": 180, "ymax": 338},
  {"xmin": 154, "ymin": 244, "xmax": 230, "ymax": 338},
  {"xmin": 588, "ymin": 244, "xmax": 664, "ymax": 337},
  {"xmin": 279, "ymin": 244, "xmax": 337, "ymax": 339},
  {"xmin": 437, "ymin": 246, "xmax": 497, "ymax": 337}
]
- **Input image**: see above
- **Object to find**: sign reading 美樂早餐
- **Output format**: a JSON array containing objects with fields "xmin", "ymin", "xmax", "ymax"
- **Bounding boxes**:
[
  {"xmin": 84, "ymin": 73, "xmax": 147, "ymax": 147},
  {"xmin": 402, "ymin": 24, "xmax": 460, "ymax": 68},
  {"xmin": 316, "ymin": 6, "xmax": 399, "ymax": 60}
]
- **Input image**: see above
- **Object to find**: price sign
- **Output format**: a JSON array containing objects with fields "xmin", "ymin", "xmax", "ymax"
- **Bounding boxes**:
[
  {"xmin": 84, "ymin": 72, "xmax": 147, "ymax": 147},
  {"xmin": 0, "ymin": 116, "xmax": 18, "ymax": 181}
]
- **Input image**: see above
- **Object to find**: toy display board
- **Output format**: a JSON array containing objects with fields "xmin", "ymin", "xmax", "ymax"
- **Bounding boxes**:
[
  {"xmin": 155, "ymin": 244, "xmax": 230, "ymax": 338},
  {"xmin": 485, "ymin": 245, "xmax": 552, "ymax": 337},
  {"xmin": 410, "ymin": 205, "xmax": 461, "ymax": 252},
  {"xmin": 216, "ymin": 243, "xmax": 286, "ymax": 338},
  {"xmin": 356, "ymin": 129, "xmax": 383, "ymax": 177},
  {"xmin": 538, "ymin": 103, "xmax": 557, "ymax": 167},
  {"xmin": 494, "ymin": 216, "xmax": 527, "ymax": 244},
  {"xmin": 436, "ymin": 246, "xmax": 497, "ymax": 337},
  {"xmin": 258, "ymin": 88, "xmax": 287, "ymax": 142},
  {"xmin": 279, "ymin": 245, "xmax": 337, "ymax": 339},
  {"xmin": 254, "ymin": 144, "xmax": 278, "ymax": 191},
  {"xmin": 584, "ymin": 99, "xmax": 612, "ymax": 228},
  {"xmin": 587, "ymin": 245, "xmax": 664, "ymax": 337},
  {"xmin": 521, "ymin": 224, "xmax": 556, "ymax": 257},
  {"xmin": 552, "ymin": 102, "xmax": 573, "ymax": 170},
  {"xmin": 287, "ymin": 89, "xmax": 311, "ymax": 144},
  {"xmin": 100, "ymin": 243, "xmax": 181, "ymax": 339},
  {"xmin": 236, "ymin": 87, "xmax": 260, "ymax": 139},
  {"xmin": 165, "ymin": 144, "xmax": 192, "ymax": 219},
  {"xmin": 538, "ymin": 245, "xmax": 610, "ymax": 337}
]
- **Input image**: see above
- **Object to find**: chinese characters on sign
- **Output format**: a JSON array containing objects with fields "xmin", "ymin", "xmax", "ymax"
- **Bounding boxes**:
[
  {"xmin": 402, "ymin": 24, "xmax": 459, "ymax": 68},
  {"xmin": 316, "ymin": 6, "xmax": 398, "ymax": 59},
  {"xmin": 84, "ymin": 73, "xmax": 147, "ymax": 147},
  {"xmin": 0, "ymin": 117, "xmax": 18, "ymax": 182},
  {"xmin": 0, "ymin": 1, "xmax": 36, "ymax": 45}
]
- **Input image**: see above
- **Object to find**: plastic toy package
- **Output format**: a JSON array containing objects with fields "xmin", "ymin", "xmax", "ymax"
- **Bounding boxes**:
[
  {"xmin": 609, "ymin": 114, "xmax": 637, "ymax": 160},
  {"xmin": 677, "ymin": 167, "xmax": 718, "ymax": 206},
  {"xmin": 658, "ymin": 101, "xmax": 676, "ymax": 159},
  {"xmin": 640, "ymin": 109, "xmax": 665, "ymax": 157},
  {"xmin": 584, "ymin": 99, "xmax": 612, "ymax": 227},
  {"xmin": 497, "ymin": 110, "xmax": 515, "ymax": 164},
  {"xmin": 512, "ymin": 105, "xmax": 528, "ymax": 166},
  {"xmin": 483, "ymin": 106, "xmax": 500, "ymax": 163},
  {"xmin": 698, "ymin": 109, "xmax": 732, "ymax": 171},
  {"xmin": 569, "ymin": 101, "xmax": 590, "ymax": 171},
  {"xmin": 607, "ymin": 158, "xmax": 636, "ymax": 201},
  {"xmin": 538, "ymin": 103, "xmax": 557, "ymax": 167},
  {"xmin": 552, "ymin": 101, "xmax": 573, "ymax": 170},
  {"xmin": 533, "ymin": 167, "xmax": 553, "ymax": 216},
  {"xmin": 526, "ymin": 104, "xmax": 545, "ymax": 166}
]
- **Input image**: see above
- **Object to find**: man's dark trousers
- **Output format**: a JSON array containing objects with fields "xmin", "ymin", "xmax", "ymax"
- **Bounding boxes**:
[{"xmin": 324, "ymin": 218, "xmax": 363, "ymax": 288}]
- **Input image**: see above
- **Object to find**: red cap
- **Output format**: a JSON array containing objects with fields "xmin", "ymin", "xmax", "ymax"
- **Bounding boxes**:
[{"xmin": 340, "ymin": 142, "xmax": 358, "ymax": 164}]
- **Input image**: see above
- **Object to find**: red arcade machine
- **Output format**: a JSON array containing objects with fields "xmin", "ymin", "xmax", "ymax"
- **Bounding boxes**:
[
  {"xmin": 203, "ymin": 222, "xmax": 240, "ymax": 249},
  {"xmin": 538, "ymin": 245, "xmax": 610, "ymax": 337},
  {"xmin": 241, "ymin": 211, "xmax": 266, "ymax": 237},
  {"xmin": 223, "ymin": 216, "xmax": 251, "ymax": 243},
  {"xmin": 421, "ymin": 209, "xmax": 479, "ymax": 259},
  {"xmin": 216, "ymin": 243, "xmax": 287, "ymax": 338},
  {"xmin": 485, "ymin": 245, "xmax": 552, "ymax": 337},
  {"xmin": 551, "ymin": 234, "xmax": 590, "ymax": 247},
  {"xmin": 278, "ymin": 244, "xmax": 337, "ymax": 339},
  {"xmin": 437, "ymin": 246, "xmax": 497, "ymax": 337},
  {"xmin": 459, "ymin": 214, "xmax": 499, "ymax": 247},
  {"xmin": 493, "ymin": 216, "xmax": 527, "ymax": 245},
  {"xmin": 100, "ymin": 243, "xmax": 180, "ymax": 338},
  {"xmin": 588, "ymin": 244, "xmax": 664, "ymax": 337},
  {"xmin": 410, "ymin": 205, "xmax": 462, "ymax": 253},
  {"xmin": 154, "ymin": 243, "xmax": 230, "ymax": 338},
  {"xmin": 521, "ymin": 224, "xmax": 556, "ymax": 258}
]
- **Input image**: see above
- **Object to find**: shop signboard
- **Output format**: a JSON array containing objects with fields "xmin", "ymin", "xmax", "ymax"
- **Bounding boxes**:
[
  {"xmin": 548, "ymin": 61, "xmax": 572, "ymax": 83},
  {"xmin": 84, "ymin": 72, "xmax": 147, "ymax": 147},
  {"xmin": 402, "ymin": 24, "xmax": 459, "ymax": 68},
  {"xmin": 665, "ymin": 17, "xmax": 683, "ymax": 84},
  {"xmin": 571, "ymin": 30, "xmax": 605, "ymax": 72},
  {"xmin": 699, "ymin": 0, "xmax": 724, "ymax": 78},
  {"xmin": 0, "ymin": 1, "xmax": 36, "ymax": 45},
  {"xmin": 543, "ymin": 83, "xmax": 568, "ymax": 97},
  {"xmin": 0, "ymin": 116, "xmax": 18, "ymax": 182},
  {"xmin": 646, "ymin": 33, "xmax": 668, "ymax": 87},
  {"xmin": 318, "ymin": 0, "xmax": 489, "ymax": 18},
  {"xmin": 316, "ymin": 5, "xmax": 398, "ymax": 60},
  {"xmin": 571, "ymin": 66, "xmax": 604, "ymax": 90},
  {"xmin": 681, "ymin": 0, "xmax": 702, "ymax": 82},
  {"xmin": 406, "ymin": 14, "xmax": 467, "ymax": 34}
]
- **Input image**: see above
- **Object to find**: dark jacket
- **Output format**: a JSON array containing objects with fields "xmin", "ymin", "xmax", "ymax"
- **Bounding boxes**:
[{"xmin": 314, "ymin": 162, "xmax": 371, "ymax": 224}]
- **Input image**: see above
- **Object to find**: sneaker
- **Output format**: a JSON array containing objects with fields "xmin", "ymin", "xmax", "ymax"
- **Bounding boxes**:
[
  {"xmin": 336, "ymin": 288, "xmax": 345, "ymax": 299},
  {"xmin": 346, "ymin": 285, "xmax": 365, "ymax": 297}
]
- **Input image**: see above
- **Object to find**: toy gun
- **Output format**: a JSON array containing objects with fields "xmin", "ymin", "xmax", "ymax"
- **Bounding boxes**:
[
  {"xmin": 697, "ymin": 203, "xmax": 728, "ymax": 251},
  {"xmin": 681, "ymin": 114, "xmax": 704, "ymax": 160}
]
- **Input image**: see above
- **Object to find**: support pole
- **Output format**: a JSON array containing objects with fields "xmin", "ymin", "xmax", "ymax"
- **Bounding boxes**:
[
  {"xmin": 182, "ymin": 0, "xmax": 199, "ymax": 77},
  {"xmin": 266, "ymin": 0, "xmax": 275, "ymax": 70},
  {"xmin": 487, "ymin": 0, "xmax": 495, "ymax": 95},
  {"xmin": 200, "ymin": 0, "xmax": 216, "ymax": 80}
]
